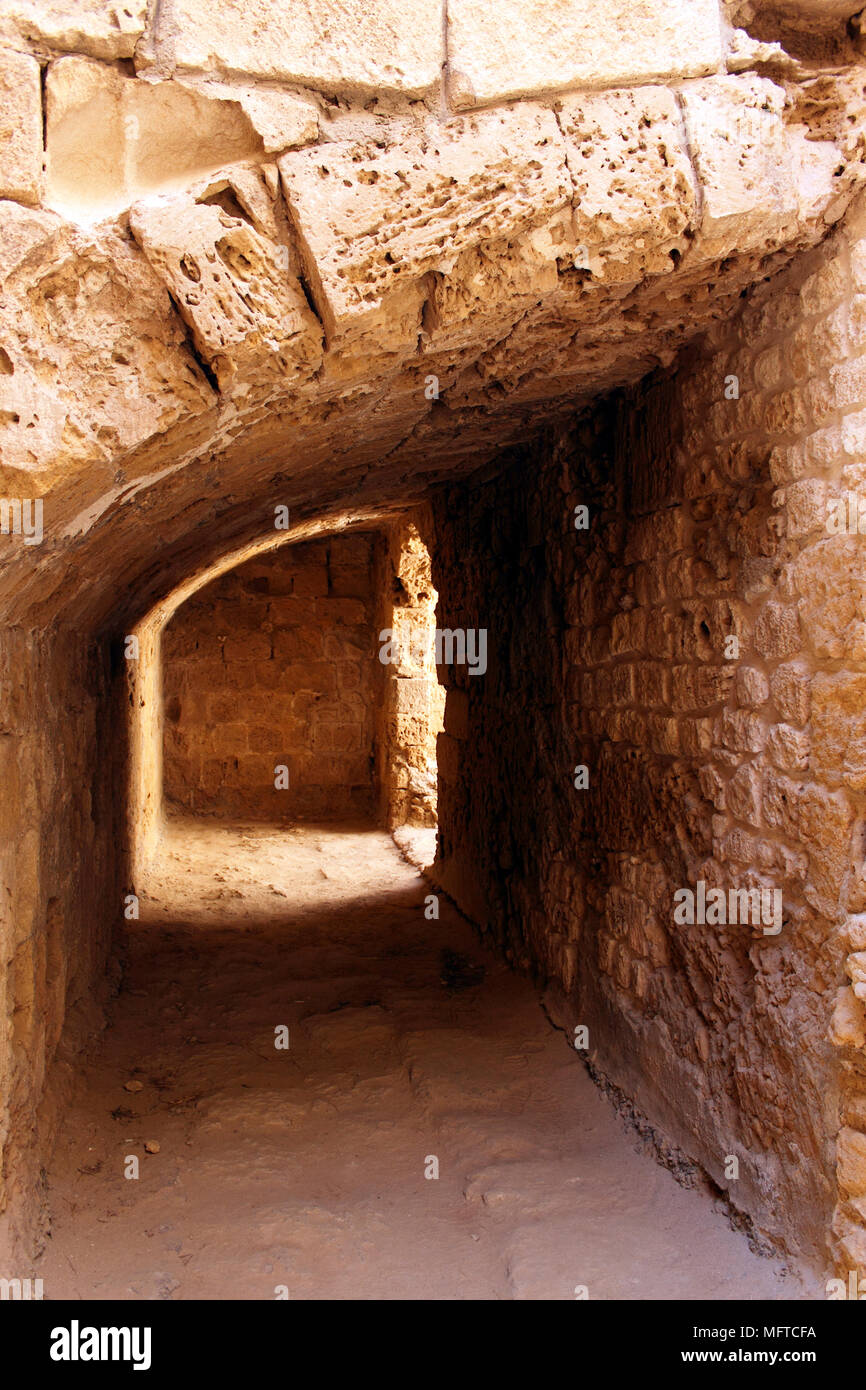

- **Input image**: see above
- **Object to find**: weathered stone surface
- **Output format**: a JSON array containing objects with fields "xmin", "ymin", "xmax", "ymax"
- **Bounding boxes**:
[
  {"xmin": 279, "ymin": 106, "xmax": 571, "ymax": 348},
  {"xmin": 810, "ymin": 673, "xmax": 866, "ymax": 790},
  {"xmin": 0, "ymin": 225, "xmax": 214, "ymax": 480},
  {"xmin": 680, "ymin": 76, "xmax": 799, "ymax": 261},
  {"xmin": 46, "ymin": 58, "xmax": 263, "ymax": 222},
  {"xmin": 129, "ymin": 194, "xmax": 324, "ymax": 391},
  {"xmin": 447, "ymin": 0, "xmax": 723, "ymax": 107},
  {"xmin": 0, "ymin": 200, "xmax": 62, "ymax": 284},
  {"xmin": 830, "ymin": 987, "xmax": 866, "ymax": 1048},
  {"xmin": 166, "ymin": 0, "xmax": 444, "ymax": 97},
  {"xmin": 557, "ymin": 87, "xmax": 697, "ymax": 283},
  {"xmin": 0, "ymin": 49, "xmax": 43, "ymax": 208},
  {"xmin": 847, "ymin": 952, "xmax": 866, "ymax": 1002},
  {"xmin": 0, "ymin": 0, "xmax": 147, "ymax": 60},
  {"xmin": 175, "ymin": 78, "xmax": 320, "ymax": 155},
  {"xmin": 838, "ymin": 1127, "xmax": 866, "ymax": 1198},
  {"xmin": 792, "ymin": 538, "xmax": 866, "ymax": 661}
]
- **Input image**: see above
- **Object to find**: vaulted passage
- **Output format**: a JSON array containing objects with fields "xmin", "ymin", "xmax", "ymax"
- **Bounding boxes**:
[{"xmin": 2, "ymin": 0, "xmax": 866, "ymax": 1302}]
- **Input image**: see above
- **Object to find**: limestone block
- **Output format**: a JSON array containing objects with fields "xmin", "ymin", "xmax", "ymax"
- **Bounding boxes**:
[
  {"xmin": 792, "ymin": 538, "xmax": 866, "ymax": 662},
  {"xmin": 830, "ymin": 987, "xmax": 866, "ymax": 1048},
  {"xmin": 762, "ymin": 768, "xmax": 800, "ymax": 839},
  {"xmin": 847, "ymin": 953, "xmax": 866, "ymax": 1002},
  {"xmin": 837, "ymin": 1127, "xmax": 866, "ymax": 1199},
  {"xmin": 556, "ymin": 87, "xmax": 698, "ymax": 284},
  {"xmin": 811, "ymin": 673, "xmax": 866, "ymax": 790},
  {"xmin": 279, "ymin": 106, "xmax": 571, "ymax": 349},
  {"xmin": 46, "ymin": 58, "xmax": 263, "ymax": 222},
  {"xmin": 175, "ymin": 78, "xmax": 320, "ymax": 156},
  {"xmin": 719, "ymin": 708, "xmax": 765, "ymax": 752},
  {"xmin": 680, "ymin": 76, "xmax": 800, "ymax": 261},
  {"xmin": 0, "ymin": 225, "xmax": 215, "ymax": 480},
  {"xmin": 754, "ymin": 601, "xmax": 800, "ymax": 660},
  {"xmin": 847, "ymin": 916, "xmax": 866, "ymax": 951},
  {"xmin": 766, "ymin": 722, "xmax": 810, "ymax": 773},
  {"xmin": 726, "ymin": 762, "xmax": 762, "ymax": 824},
  {"xmin": 420, "ymin": 237, "xmax": 562, "ymax": 361},
  {"xmin": 0, "ymin": 0, "xmax": 147, "ymax": 60},
  {"xmin": 129, "ymin": 194, "xmax": 324, "ymax": 392},
  {"xmin": 189, "ymin": 165, "xmax": 283, "ymax": 243},
  {"xmin": 167, "ymin": 0, "xmax": 444, "ymax": 98},
  {"xmin": 736, "ymin": 667, "xmax": 769, "ymax": 707},
  {"xmin": 771, "ymin": 661, "xmax": 810, "ymax": 725},
  {"xmin": 833, "ymin": 1213, "xmax": 866, "ymax": 1281},
  {"xmin": 447, "ymin": 0, "xmax": 723, "ymax": 108},
  {"xmin": 0, "ymin": 49, "xmax": 43, "ymax": 208},
  {"xmin": 785, "ymin": 479, "xmax": 828, "ymax": 537},
  {"xmin": 787, "ymin": 125, "xmax": 850, "ymax": 231},
  {"xmin": 0, "ymin": 201, "xmax": 62, "ymax": 285},
  {"xmin": 800, "ymin": 784, "xmax": 856, "ymax": 909}
]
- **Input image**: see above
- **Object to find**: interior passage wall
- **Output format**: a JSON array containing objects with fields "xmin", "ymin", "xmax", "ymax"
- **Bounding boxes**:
[
  {"xmin": 0, "ymin": 628, "xmax": 124, "ymax": 1266},
  {"xmin": 162, "ymin": 534, "xmax": 379, "ymax": 820},
  {"xmin": 431, "ymin": 203, "xmax": 866, "ymax": 1276}
]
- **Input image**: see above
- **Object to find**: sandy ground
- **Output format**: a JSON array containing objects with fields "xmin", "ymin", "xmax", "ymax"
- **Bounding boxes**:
[{"xmin": 37, "ymin": 818, "xmax": 815, "ymax": 1300}]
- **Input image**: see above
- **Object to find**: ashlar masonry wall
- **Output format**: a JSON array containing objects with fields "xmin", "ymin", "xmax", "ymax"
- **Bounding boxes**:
[
  {"xmin": 162, "ymin": 534, "xmax": 379, "ymax": 820},
  {"xmin": 431, "ymin": 197, "xmax": 866, "ymax": 1276}
]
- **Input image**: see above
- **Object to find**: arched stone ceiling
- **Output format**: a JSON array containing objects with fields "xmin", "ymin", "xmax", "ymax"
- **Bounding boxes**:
[{"xmin": 0, "ymin": 9, "xmax": 864, "ymax": 632}]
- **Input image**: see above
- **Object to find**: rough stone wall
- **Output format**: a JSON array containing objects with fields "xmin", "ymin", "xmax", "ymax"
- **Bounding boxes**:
[
  {"xmin": 0, "ymin": 629, "xmax": 123, "ymax": 1265},
  {"xmin": 431, "ymin": 199, "xmax": 866, "ymax": 1276},
  {"xmin": 163, "ymin": 535, "xmax": 378, "ymax": 820},
  {"xmin": 373, "ymin": 510, "xmax": 445, "ymax": 830}
]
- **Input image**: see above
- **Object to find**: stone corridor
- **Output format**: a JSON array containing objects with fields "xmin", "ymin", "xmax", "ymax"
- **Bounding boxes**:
[
  {"xmin": 3, "ymin": 0, "xmax": 866, "ymax": 1303},
  {"xmin": 36, "ymin": 820, "xmax": 809, "ymax": 1301}
]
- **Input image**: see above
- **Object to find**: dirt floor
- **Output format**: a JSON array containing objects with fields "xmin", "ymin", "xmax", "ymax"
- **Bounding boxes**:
[{"xmin": 36, "ymin": 818, "xmax": 816, "ymax": 1300}]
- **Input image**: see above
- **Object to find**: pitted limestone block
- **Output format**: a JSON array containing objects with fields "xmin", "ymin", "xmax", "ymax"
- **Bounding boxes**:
[
  {"xmin": 45, "ymin": 57, "xmax": 263, "ymax": 222},
  {"xmin": 129, "ymin": 194, "xmax": 324, "ymax": 392},
  {"xmin": 447, "ymin": 0, "xmax": 723, "ymax": 108},
  {"xmin": 680, "ymin": 75, "xmax": 800, "ymax": 261},
  {"xmin": 174, "ymin": 78, "xmax": 320, "ymax": 156},
  {"xmin": 0, "ymin": 225, "xmax": 214, "ymax": 481},
  {"xmin": 166, "ymin": 0, "xmax": 444, "ymax": 98},
  {"xmin": 849, "ymin": 916, "xmax": 866, "ymax": 951},
  {"xmin": 0, "ymin": 0, "xmax": 147, "ymax": 60},
  {"xmin": 557, "ymin": 87, "xmax": 698, "ymax": 284},
  {"xmin": 279, "ymin": 106, "xmax": 572, "ymax": 350},
  {"xmin": 0, "ymin": 201, "xmax": 62, "ymax": 285},
  {"xmin": 0, "ymin": 49, "xmax": 43, "ymax": 208},
  {"xmin": 420, "ymin": 236, "xmax": 563, "ymax": 359}
]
